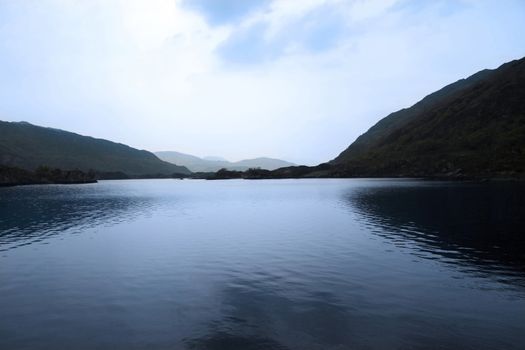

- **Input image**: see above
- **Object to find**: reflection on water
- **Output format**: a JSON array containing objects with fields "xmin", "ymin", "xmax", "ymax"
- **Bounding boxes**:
[
  {"xmin": 1, "ymin": 179, "xmax": 524, "ymax": 350},
  {"xmin": 347, "ymin": 181, "xmax": 525, "ymax": 278},
  {"xmin": 0, "ymin": 182, "xmax": 163, "ymax": 250}
]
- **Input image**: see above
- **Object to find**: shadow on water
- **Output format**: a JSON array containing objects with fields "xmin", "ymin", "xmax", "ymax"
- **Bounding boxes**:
[
  {"xmin": 345, "ymin": 181, "xmax": 525, "ymax": 275},
  {"xmin": 183, "ymin": 277, "xmax": 355, "ymax": 350},
  {"xmin": 0, "ymin": 183, "xmax": 158, "ymax": 250}
]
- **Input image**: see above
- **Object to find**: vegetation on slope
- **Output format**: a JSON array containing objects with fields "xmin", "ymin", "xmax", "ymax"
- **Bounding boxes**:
[
  {"xmin": 0, "ymin": 165, "xmax": 96, "ymax": 186},
  {"xmin": 331, "ymin": 57, "xmax": 525, "ymax": 178},
  {"xmin": 0, "ymin": 121, "xmax": 190, "ymax": 178}
]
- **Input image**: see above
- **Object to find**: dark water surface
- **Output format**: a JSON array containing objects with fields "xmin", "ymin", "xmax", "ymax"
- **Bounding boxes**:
[{"xmin": 1, "ymin": 179, "xmax": 524, "ymax": 349}]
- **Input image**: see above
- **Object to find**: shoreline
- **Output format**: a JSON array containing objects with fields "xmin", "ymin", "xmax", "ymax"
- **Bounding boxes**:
[{"xmin": 5, "ymin": 176, "xmax": 522, "ymax": 188}]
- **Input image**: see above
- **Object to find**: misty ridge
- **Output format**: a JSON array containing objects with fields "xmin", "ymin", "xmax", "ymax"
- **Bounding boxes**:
[{"xmin": 155, "ymin": 151, "xmax": 295, "ymax": 172}]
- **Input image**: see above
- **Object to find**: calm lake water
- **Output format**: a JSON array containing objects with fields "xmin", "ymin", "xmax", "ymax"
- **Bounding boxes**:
[{"xmin": 1, "ymin": 179, "xmax": 524, "ymax": 349}]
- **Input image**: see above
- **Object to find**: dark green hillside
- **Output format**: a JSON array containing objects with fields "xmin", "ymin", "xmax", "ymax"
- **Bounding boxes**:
[
  {"xmin": 332, "ymin": 57, "xmax": 525, "ymax": 178},
  {"xmin": 0, "ymin": 121, "xmax": 190, "ymax": 177}
]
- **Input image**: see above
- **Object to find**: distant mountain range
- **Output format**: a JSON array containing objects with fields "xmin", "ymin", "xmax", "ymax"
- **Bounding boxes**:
[
  {"xmin": 0, "ymin": 121, "xmax": 190, "ymax": 178},
  {"xmin": 155, "ymin": 151, "xmax": 295, "ymax": 172},
  {"xmin": 329, "ymin": 57, "xmax": 525, "ymax": 178}
]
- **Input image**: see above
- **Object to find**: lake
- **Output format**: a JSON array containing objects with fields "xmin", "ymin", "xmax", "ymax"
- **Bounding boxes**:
[{"xmin": 1, "ymin": 179, "xmax": 524, "ymax": 349}]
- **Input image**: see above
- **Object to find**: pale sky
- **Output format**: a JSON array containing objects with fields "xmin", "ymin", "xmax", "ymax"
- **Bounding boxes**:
[{"xmin": 1, "ymin": 0, "xmax": 524, "ymax": 165}]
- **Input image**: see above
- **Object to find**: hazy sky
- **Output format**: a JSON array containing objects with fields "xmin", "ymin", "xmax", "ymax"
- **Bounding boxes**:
[{"xmin": 1, "ymin": 0, "xmax": 524, "ymax": 164}]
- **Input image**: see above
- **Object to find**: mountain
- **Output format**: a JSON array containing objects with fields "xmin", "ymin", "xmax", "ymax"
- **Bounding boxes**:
[
  {"xmin": 202, "ymin": 155, "xmax": 228, "ymax": 162},
  {"xmin": 0, "ymin": 121, "xmax": 191, "ymax": 177},
  {"xmin": 331, "ymin": 57, "xmax": 525, "ymax": 178},
  {"xmin": 155, "ymin": 151, "xmax": 295, "ymax": 172}
]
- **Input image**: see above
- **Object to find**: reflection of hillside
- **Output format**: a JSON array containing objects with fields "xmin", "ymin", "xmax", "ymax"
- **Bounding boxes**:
[
  {"xmin": 346, "ymin": 182, "xmax": 525, "ymax": 274},
  {"xmin": 0, "ymin": 184, "xmax": 158, "ymax": 250}
]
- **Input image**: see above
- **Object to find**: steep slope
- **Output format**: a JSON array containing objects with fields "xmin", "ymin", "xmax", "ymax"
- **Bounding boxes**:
[
  {"xmin": 332, "ymin": 57, "xmax": 525, "ymax": 177},
  {"xmin": 0, "ymin": 121, "xmax": 190, "ymax": 177},
  {"xmin": 155, "ymin": 151, "xmax": 295, "ymax": 172}
]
